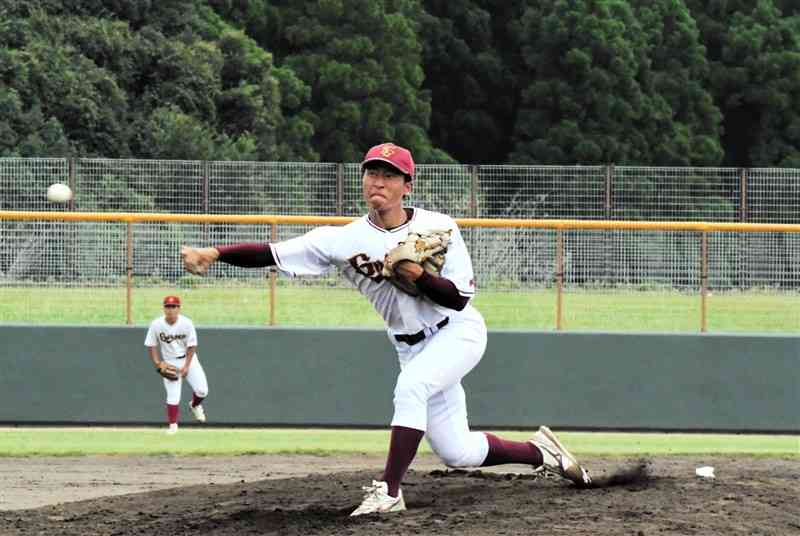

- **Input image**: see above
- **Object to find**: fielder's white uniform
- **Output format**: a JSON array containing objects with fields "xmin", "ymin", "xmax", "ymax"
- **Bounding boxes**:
[
  {"xmin": 144, "ymin": 315, "xmax": 209, "ymax": 405},
  {"xmin": 272, "ymin": 207, "xmax": 490, "ymax": 467}
]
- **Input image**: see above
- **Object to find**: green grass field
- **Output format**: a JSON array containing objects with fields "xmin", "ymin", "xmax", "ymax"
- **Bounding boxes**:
[
  {"xmin": 2, "ymin": 287, "xmax": 797, "ymax": 460},
  {"xmin": 1, "ymin": 285, "xmax": 798, "ymax": 332},
  {"xmin": 1, "ymin": 428, "xmax": 797, "ymax": 458}
]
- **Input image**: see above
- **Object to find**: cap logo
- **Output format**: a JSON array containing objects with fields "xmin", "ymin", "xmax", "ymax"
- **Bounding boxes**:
[{"xmin": 380, "ymin": 144, "xmax": 396, "ymax": 157}]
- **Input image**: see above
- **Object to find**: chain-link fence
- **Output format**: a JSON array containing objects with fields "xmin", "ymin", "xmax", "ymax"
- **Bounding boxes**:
[
  {"xmin": 1, "ymin": 158, "xmax": 799, "ymax": 331},
  {"xmin": 8, "ymin": 159, "xmax": 791, "ymax": 220}
]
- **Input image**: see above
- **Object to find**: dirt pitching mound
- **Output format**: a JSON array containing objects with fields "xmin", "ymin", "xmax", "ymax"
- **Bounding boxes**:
[
  {"xmin": 587, "ymin": 458, "xmax": 654, "ymax": 488},
  {"xmin": 3, "ymin": 456, "xmax": 798, "ymax": 535}
]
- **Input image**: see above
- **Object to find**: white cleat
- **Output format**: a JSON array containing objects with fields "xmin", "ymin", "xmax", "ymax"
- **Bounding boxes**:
[
  {"xmin": 530, "ymin": 426, "xmax": 592, "ymax": 487},
  {"xmin": 350, "ymin": 480, "xmax": 406, "ymax": 516},
  {"xmin": 190, "ymin": 403, "xmax": 206, "ymax": 423},
  {"xmin": 166, "ymin": 423, "xmax": 178, "ymax": 435}
]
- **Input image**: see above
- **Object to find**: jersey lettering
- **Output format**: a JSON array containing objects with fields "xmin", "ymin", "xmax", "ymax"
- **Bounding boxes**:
[
  {"xmin": 159, "ymin": 332, "xmax": 187, "ymax": 344},
  {"xmin": 348, "ymin": 253, "xmax": 385, "ymax": 283}
]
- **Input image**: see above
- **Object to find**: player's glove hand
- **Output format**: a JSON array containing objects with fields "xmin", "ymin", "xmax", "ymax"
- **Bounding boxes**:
[
  {"xmin": 381, "ymin": 229, "xmax": 451, "ymax": 296},
  {"xmin": 181, "ymin": 245, "xmax": 219, "ymax": 275},
  {"xmin": 156, "ymin": 361, "xmax": 180, "ymax": 381}
]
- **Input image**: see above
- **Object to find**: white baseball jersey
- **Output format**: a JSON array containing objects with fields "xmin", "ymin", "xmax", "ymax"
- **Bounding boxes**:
[
  {"xmin": 270, "ymin": 207, "xmax": 477, "ymax": 336},
  {"xmin": 144, "ymin": 315, "xmax": 198, "ymax": 358}
]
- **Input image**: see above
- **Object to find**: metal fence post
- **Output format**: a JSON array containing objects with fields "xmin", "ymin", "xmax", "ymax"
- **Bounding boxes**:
[
  {"xmin": 269, "ymin": 223, "xmax": 277, "ymax": 326},
  {"xmin": 738, "ymin": 168, "xmax": 749, "ymax": 290},
  {"xmin": 470, "ymin": 165, "xmax": 479, "ymax": 256},
  {"xmin": 470, "ymin": 165, "xmax": 479, "ymax": 218},
  {"xmin": 556, "ymin": 229, "xmax": 564, "ymax": 330},
  {"xmin": 202, "ymin": 161, "xmax": 210, "ymax": 245},
  {"xmin": 126, "ymin": 222, "xmax": 134, "ymax": 325},
  {"xmin": 604, "ymin": 164, "xmax": 614, "ymax": 219},
  {"xmin": 336, "ymin": 164, "xmax": 344, "ymax": 216},
  {"xmin": 67, "ymin": 158, "xmax": 77, "ymax": 280},
  {"xmin": 604, "ymin": 163, "xmax": 614, "ymax": 286},
  {"xmin": 739, "ymin": 168, "xmax": 748, "ymax": 223},
  {"xmin": 700, "ymin": 232, "xmax": 709, "ymax": 332},
  {"xmin": 68, "ymin": 158, "xmax": 76, "ymax": 212}
]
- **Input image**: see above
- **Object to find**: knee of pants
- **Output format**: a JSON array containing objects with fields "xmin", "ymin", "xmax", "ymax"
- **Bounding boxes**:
[
  {"xmin": 393, "ymin": 376, "xmax": 431, "ymax": 411},
  {"xmin": 431, "ymin": 443, "xmax": 473, "ymax": 468}
]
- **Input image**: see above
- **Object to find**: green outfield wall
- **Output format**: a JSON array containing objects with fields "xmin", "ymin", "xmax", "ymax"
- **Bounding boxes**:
[{"xmin": 1, "ymin": 326, "xmax": 797, "ymax": 432}]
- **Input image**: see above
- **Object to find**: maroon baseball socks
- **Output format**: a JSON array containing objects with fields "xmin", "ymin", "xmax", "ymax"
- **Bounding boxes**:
[
  {"xmin": 381, "ymin": 429, "xmax": 547, "ymax": 497},
  {"xmin": 191, "ymin": 393, "xmax": 204, "ymax": 408},
  {"xmin": 481, "ymin": 433, "xmax": 544, "ymax": 467},
  {"xmin": 382, "ymin": 426, "xmax": 425, "ymax": 497},
  {"xmin": 166, "ymin": 404, "xmax": 179, "ymax": 424}
]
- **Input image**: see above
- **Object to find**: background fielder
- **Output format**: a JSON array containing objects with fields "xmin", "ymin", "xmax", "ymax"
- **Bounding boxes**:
[
  {"xmin": 145, "ymin": 295, "xmax": 209, "ymax": 434},
  {"xmin": 181, "ymin": 142, "xmax": 590, "ymax": 514}
]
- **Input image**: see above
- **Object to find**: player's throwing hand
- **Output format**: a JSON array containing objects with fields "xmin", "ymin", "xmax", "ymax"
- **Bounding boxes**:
[{"xmin": 181, "ymin": 245, "xmax": 219, "ymax": 275}]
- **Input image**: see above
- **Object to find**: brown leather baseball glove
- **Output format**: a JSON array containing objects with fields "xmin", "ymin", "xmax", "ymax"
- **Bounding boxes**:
[
  {"xmin": 156, "ymin": 361, "xmax": 179, "ymax": 381},
  {"xmin": 381, "ymin": 229, "xmax": 451, "ymax": 296}
]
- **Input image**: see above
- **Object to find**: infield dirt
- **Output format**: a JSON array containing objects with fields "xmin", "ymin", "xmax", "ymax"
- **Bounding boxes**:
[{"xmin": 1, "ymin": 454, "xmax": 797, "ymax": 535}]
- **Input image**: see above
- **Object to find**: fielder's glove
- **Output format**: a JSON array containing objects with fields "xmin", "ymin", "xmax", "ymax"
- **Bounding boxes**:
[
  {"xmin": 381, "ymin": 229, "xmax": 451, "ymax": 296},
  {"xmin": 156, "ymin": 361, "xmax": 179, "ymax": 381}
]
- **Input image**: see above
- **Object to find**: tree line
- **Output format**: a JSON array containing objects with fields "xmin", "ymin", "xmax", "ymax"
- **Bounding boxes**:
[{"xmin": 2, "ymin": 0, "xmax": 799, "ymax": 167}]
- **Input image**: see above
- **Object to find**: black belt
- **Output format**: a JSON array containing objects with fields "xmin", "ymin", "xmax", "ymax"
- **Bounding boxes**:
[
  {"xmin": 175, "ymin": 355, "xmax": 186, "ymax": 359},
  {"xmin": 394, "ymin": 317, "xmax": 449, "ymax": 346}
]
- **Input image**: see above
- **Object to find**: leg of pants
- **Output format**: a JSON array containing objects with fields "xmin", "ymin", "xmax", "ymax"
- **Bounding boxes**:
[
  {"xmin": 391, "ymin": 310, "xmax": 489, "ymax": 467},
  {"xmin": 163, "ymin": 365, "xmax": 183, "ymax": 406},
  {"xmin": 162, "ymin": 357, "xmax": 208, "ymax": 404},
  {"xmin": 424, "ymin": 383, "xmax": 490, "ymax": 467},
  {"xmin": 185, "ymin": 357, "xmax": 209, "ymax": 398}
]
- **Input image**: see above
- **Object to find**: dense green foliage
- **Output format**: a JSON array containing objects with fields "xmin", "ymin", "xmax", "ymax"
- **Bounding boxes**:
[
  {"xmin": 508, "ymin": 0, "xmax": 724, "ymax": 166},
  {"xmin": 686, "ymin": 0, "xmax": 800, "ymax": 167},
  {"xmin": 1, "ymin": 0, "xmax": 798, "ymax": 166},
  {"xmin": 418, "ymin": 0, "xmax": 521, "ymax": 164},
  {"xmin": 1, "ymin": 0, "xmax": 314, "ymax": 160}
]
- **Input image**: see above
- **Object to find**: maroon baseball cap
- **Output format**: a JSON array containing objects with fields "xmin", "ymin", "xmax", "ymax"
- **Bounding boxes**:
[
  {"xmin": 362, "ymin": 143, "xmax": 415, "ymax": 178},
  {"xmin": 163, "ymin": 295, "xmax": 181, "ymax": 306}
]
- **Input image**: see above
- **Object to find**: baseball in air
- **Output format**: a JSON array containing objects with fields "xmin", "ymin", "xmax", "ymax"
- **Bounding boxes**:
[{"xmin": 47, "ymin": 183, "xmax": 73, "ymax": 203}]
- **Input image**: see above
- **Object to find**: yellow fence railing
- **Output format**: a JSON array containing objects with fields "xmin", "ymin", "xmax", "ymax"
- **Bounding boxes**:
[
  {"xmin": 4, "ymin": 210, "xmax": 800, "ymax": 233},
  {"xmin": 2, "ymin": 210, "xmax": 800, "ymax": 331}
]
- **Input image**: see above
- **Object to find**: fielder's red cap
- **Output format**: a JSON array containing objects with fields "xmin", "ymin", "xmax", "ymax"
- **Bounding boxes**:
[
  {"xmin": 362, "ymin": 143, "xmax": 415, "ymax": 179},
  {"xmin": 163, "ymin": 295, "xmax": 181, "ymax": 306}
]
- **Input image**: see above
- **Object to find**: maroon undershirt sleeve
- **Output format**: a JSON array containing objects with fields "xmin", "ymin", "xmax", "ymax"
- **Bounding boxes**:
[
  {"xmin": 414, "ymin": 271, "xmax": 469, "ymax": 311},
  {"xmin": 215, "ymin": 243, "xmax": 276, "ymax": 268},
  {"xmin": 216, "ymin": 244, "xmax": 468, "ymax": 309}
]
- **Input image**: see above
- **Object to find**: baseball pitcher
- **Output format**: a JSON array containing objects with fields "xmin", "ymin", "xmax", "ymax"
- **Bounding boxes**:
[{"xmin": 181, "ymin": 143, "xmax": 591, "ymax": 513}]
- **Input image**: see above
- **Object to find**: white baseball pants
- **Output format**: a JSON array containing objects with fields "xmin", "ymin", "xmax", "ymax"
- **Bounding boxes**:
[
  {"xmin": 391, "ymin": 306, "xmax": 489, "ymax": 468},
  {"xmin": 162, "ymin": 355, "xmax": 209, "ymax": 405}
]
